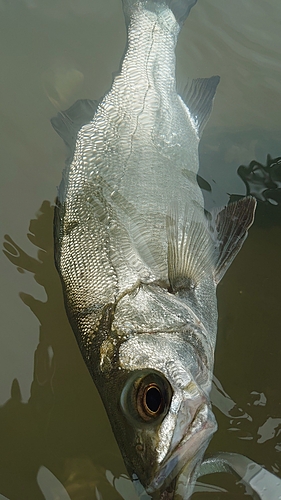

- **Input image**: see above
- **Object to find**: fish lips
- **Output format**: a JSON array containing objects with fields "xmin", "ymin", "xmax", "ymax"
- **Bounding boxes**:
[{"xmin": 147, "ymin": 401, "xmax": 217, "ymax": 497}]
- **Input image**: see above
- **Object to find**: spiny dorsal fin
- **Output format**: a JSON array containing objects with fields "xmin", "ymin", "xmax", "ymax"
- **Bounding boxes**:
[
  {"xmin": 179, "ymin": 76, "xmax": 220, "ymax": 137},
  {"xmin": 51, "ymin": 98, "xmax": 99, "ymax": 150},
  {"xmin": 166, "ymin": 204, "xmax": 215, "ymax": 292},
  {"xmin": 210, "ymin": 196, "xmax": 257, "ymax": 283}
]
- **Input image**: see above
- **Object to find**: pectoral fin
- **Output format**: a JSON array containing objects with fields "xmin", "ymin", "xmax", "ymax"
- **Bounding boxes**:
[
  {"xmin": 166, "ymin": 197, "xmax": 256, "ymax": 292},
  {"xmin": 167, "ymin": 205, "xmax": 214, "ymax": 292}
]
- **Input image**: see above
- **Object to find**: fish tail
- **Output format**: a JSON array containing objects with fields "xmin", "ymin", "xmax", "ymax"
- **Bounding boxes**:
[{"xmin": 122, "ymin": 0, "xmax": 197, "ymax": 26}]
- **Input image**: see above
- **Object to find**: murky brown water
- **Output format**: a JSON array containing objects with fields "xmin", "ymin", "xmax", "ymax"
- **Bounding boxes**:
[{"xmin": 1, "ymin": 0, "xmax": 280, "ymax": 499}]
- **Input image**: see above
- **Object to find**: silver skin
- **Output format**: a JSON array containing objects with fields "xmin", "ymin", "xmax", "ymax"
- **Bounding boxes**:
[{"xmin": 54, "ymin": 1, "xmax": 255, "ymax": 498}]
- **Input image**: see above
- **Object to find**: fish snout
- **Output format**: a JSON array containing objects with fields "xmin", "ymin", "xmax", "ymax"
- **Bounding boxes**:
[
  {"xmin": 148, "ymin": 383, "xmax": 217, "ymax": 496},
  {"xmin": 167, "ymin": 380, "xmax": 210, "ymax": 452}
]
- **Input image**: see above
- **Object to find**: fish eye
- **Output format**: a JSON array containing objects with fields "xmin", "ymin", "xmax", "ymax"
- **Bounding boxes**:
[
  {"xmin": 136, "ymin": 374, "xmax": 171, "ymax": 422},
  {"xmin": 145, "ymin": 384, "xmax": 162, "ymax": 413},
  {"xmin": 137, "ymin": 382, "xmax": 164, "ymax": 420},
  {"xmin": 120, "ymin": 370, "xmax": 172, "ymax": 425}
]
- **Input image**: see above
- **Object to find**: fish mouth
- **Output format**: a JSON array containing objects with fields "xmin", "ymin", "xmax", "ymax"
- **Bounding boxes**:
[{"xmin": 147, "ymin": 402, "xmax": 217, "ymax": 496}]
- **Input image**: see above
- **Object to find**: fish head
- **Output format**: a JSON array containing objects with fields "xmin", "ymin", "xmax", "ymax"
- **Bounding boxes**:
[{"xmin": 103, "ymin": 332, "xmax": 217, "ymax": 499}]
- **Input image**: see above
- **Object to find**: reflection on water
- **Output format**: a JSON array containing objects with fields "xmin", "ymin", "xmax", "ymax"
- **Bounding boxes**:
[
  {"xmin": 238, "ymin": 155, "xmax": 281, "ymax": 206},
  {"xmin": 199, "ymin": 130, "xmax": 281, "ymax": 211},
  {"xmin": 211, "ymin": 217, "xmax": 281, "ymax": 491}
]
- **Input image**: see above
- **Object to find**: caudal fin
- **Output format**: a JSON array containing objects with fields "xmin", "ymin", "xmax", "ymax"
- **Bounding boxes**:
[{"xmin": 122, "ymin": 0, "xmax": 197, "ymax": 26}]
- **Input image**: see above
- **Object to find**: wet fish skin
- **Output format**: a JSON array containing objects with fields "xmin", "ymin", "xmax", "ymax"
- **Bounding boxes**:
[{"xmin": 53, "ymin": 0, "xmax": 256, "ymax": 498}]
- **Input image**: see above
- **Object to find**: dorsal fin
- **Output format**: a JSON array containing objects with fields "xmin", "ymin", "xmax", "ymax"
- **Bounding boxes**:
[
  {"xmin": 210, "ymin": 196, "xmax": 257, "ymax": 283},
  {"xmin": 51, "ymin": 98, "xmax": 99, "ymax": 150},
  {"xmin": 179, "ymin": 76, "xmax": 220, "ymax": 137}
]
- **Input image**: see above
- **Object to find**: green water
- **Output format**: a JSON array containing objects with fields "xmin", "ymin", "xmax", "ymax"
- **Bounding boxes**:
[{"xmin": 0, "ymin": 0, "xmax": 280, "ymax": 498}]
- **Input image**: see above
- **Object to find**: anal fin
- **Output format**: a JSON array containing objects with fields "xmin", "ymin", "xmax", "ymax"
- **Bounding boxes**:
[{"xmin": 51, "ymin": 98, "xmax": 99, "ymax": 150}]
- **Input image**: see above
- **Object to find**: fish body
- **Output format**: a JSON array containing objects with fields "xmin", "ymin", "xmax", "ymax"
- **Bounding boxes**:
[{"xmin": 53, "ymin": 0, "xmax": 256, "ymax": 498}]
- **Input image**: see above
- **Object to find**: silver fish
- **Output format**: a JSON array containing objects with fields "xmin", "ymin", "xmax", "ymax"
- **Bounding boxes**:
[{"xmin": 52, "ymin": 0, "xmax": 256, "ymax": 498}]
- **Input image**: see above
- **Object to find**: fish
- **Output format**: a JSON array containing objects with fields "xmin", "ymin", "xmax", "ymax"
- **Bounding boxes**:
[{"xmin": 52, "ymin": 0, "xmax": 256, "ymax": 498}]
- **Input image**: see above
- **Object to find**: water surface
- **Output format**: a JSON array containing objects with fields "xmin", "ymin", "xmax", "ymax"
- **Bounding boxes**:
[{"xmin": 0, "ymin": 0, "xmax": 280, "ymax": 498}]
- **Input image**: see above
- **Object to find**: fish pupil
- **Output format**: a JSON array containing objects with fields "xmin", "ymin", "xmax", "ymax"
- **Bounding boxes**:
[{"xmin": 145, "ymin": 386, "xmax": 162, "ymax": 414}]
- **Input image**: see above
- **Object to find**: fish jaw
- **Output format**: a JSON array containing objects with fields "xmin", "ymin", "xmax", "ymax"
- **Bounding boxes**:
[
  {"xmin": 146, "ymin": 395, "xmax": 217, "ymax": 500},
  {"xmin": 148, "ymin": 401, "xmax": 217, "ymax": 498}
]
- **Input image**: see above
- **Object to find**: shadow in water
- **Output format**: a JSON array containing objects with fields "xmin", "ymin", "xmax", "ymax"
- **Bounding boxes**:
[
  {"xmin": 1, "ymin": 173, "xmax": 281, "ymax": 499},
  {"xmin": 2, "ymin": 201, "xmax": 126, "ymax": 500},
  {"xmin": 228, "ymin": 155, "xmax": 281, "ymax": 229}
]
